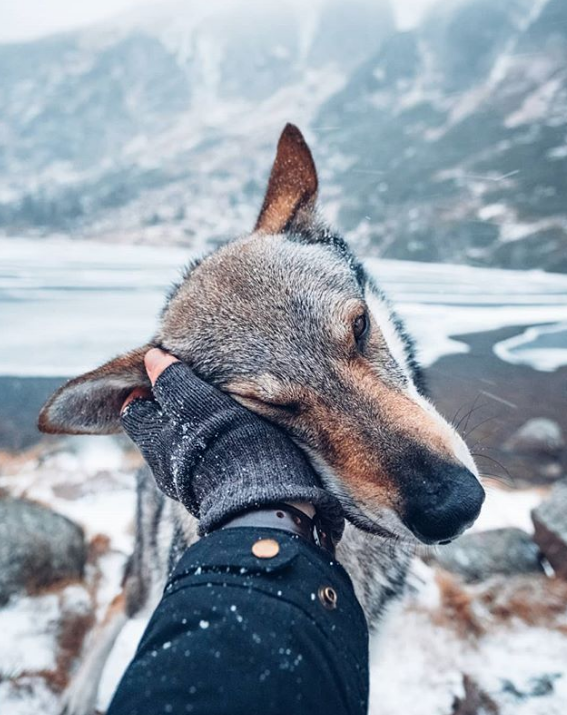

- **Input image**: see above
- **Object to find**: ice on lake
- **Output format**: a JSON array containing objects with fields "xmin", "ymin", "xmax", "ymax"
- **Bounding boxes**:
[{"xmin": 2, "ymin": 237, "xmax": 567, "ymax": 376}]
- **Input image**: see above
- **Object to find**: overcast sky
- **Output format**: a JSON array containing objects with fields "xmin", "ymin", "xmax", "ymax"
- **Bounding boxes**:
[{"xmin": 0, "ymin": 0, "xmax": 437, "ymax": 43}]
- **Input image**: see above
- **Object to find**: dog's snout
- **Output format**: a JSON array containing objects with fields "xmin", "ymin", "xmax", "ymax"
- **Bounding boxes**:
[{"xmin": 404, "ymin": 465, "xmax": 485, "ymax": 545}]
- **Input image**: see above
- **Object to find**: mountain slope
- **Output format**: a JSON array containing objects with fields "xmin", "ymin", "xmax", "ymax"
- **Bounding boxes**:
[
  {"xmin": 317, "ymin": 0, "xmax": 567, "ymax": 271},
  {"xmin": 0, "ymin": 0, "xmax": 566, "ymax": 272},
  {"xmin": 0, "ymin": 0, "xmax": 394, "ymax": 248}
]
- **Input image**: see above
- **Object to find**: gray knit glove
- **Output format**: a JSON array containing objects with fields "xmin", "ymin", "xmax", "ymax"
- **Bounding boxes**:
[{"xmin": 121, "ymin": 362, "xmax": 344, "ymax": 542}]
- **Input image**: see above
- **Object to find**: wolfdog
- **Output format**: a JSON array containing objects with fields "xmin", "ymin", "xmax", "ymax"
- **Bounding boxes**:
[{"xmin": 39, "ymin": 124, "xmax": 485, "ymax": 715}]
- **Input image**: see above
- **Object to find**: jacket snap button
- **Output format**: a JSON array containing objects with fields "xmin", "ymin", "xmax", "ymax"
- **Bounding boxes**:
[
  {"xmin": 252, "ymin": 538, "xmax": 280, "ymax": 559},
  {"xmin": 318, "ymin": 585, "xmax": 338, "ymax": 610}
]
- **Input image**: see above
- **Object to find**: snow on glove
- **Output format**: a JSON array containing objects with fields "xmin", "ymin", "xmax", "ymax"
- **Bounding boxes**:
[{"xmin": 121, "ymin": 361, "xmax": 344, "ymax": 542}]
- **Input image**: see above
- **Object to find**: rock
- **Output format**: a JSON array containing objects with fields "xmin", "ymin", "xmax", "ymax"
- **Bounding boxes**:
[
  {"xmin": 0, "ymin": 497, "xmax": 87, "ymax": 605},
  {"xmin": 450, "ymin": 675, "xmax": 499, "ymax": 715},
  {"xmin": 532, "ymin": 480, "xmax": 567, "ymax": 579},
  {"xmin": 501, "ymin": 673, "xmax": 560, "ymax": 700},
  {"xmin": 432, "ymin": 528, "xmax": 543, "ymax": 583},
  {"xmin": 504, "ymin": 418, "xmax": 564, "ymax": 458}
]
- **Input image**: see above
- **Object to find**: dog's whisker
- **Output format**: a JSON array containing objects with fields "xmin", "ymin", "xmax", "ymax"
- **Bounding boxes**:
[
  {"xmin": 463, "ymin": 413, "xmax": 499, "ymax": 442},
  {"xmin": 452, "ymin": 400, "xmax": 473, "ymax": 428},
  {"xmin": 457, "ymin": 392, "xmax": 483, "ymax": 434},
  {"xmin": 454, "ymin": 406, "xmax": 484, "ymax": 435},
  {"xmin": 472, "ymin": 453, "xmax": 515, "ymax": 487}
]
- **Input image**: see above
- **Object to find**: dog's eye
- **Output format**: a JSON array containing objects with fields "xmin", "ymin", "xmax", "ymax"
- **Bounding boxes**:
[{"xmin": 353, "ymin": 312, "xmax": 369, "ymax": 345}]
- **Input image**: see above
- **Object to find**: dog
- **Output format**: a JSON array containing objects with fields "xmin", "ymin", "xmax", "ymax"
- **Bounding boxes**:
[{"xmin": 38, "ymin": 124, "xmax": 485, "ymax": 715}]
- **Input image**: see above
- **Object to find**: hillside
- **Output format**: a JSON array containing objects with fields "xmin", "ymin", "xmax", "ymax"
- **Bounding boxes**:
[
  {"xmin": 0, "ymin": 0, "xmax": 565, "ymax": 270},
  {"xmin": 320, "ymin": 0, "xmax": 567, "ymax": 271}
]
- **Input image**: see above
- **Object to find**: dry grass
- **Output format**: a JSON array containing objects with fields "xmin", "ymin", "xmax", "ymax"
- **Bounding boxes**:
[{"xmin": 432, "ymin": 568, "xmax": 567, "ymax": 639}]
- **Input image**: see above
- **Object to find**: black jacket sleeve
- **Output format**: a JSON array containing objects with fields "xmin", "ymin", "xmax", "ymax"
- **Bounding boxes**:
[{"xmin": 106, "ymin": 527, "xmax": 369, "ymax": 715}]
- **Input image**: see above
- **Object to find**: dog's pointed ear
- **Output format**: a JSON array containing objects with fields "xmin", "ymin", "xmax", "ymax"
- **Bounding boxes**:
[
  {"xmin": 255, "ymin": 123, "xmax": 318, "ymax": 234},
  {"xmin": 38, "ymin": 345, "xmax": 153, "ymax": 435}
]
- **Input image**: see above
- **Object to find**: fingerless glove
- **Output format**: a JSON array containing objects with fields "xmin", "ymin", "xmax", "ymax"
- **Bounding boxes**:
[{"xmin": 121, "ymin": 362, "xmax": 344, "ymax": 542}]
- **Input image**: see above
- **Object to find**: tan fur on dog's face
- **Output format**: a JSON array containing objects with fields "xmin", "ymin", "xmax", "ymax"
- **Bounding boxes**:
[
  {"xmin": 156, "ymin": 230, "xmax": 482, "ymax": 541},
  {"xmin": 38, "ymin": 124, "xmax": 484, "ymax": 543}
]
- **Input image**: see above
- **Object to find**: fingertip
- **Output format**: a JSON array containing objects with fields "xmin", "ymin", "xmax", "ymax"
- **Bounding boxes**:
[{"xmin": 145, "ymin": 348, "xmax": 179, "ymax": 386}]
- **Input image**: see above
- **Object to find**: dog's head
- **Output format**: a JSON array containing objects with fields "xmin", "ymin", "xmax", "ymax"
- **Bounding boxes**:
[{"xmin": 39, "ymin": 124, "xmax": 484, "ymax": 544}]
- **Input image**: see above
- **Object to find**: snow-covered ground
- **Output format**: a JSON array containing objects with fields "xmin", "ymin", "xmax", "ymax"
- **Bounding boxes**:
[
  {"xmin": 1, "ymin": 442, "xmax": 565, "ymax": 715},
  {"xmin": 0, "ymin": 439, "xmax": 137, "ymax": 714},
  {"xmin": 2, "ymin": 237, "xmax": 567, "ymax": 376},
  {"xmin": 371, "ymin": 581, "xmax": 567, "ymax": 715},
  {"xmin": 1, "ymin": 236, "xmax": 567, "ymax": 713}
]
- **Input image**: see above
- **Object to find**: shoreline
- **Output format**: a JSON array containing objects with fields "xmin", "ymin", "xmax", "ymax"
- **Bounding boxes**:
[
  {"xmin": 427, "ymin": 325, "xmax": 567, "ymax": 485},
  {"xmin": 1, "ymin": 324, "xmax": 565, "ymax": 486}
]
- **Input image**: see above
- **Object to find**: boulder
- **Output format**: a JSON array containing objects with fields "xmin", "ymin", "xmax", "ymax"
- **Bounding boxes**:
[
  {"xmin": 504, "ymin": 418, "xmax": 564, "ymax": 458},
  {"xmin": 0, "ymin": 497, "xmax": 87, "ymax": 605},
  {"xmin": 432, "ymin": 528, "xmax": 543, "ymax": 582},
  {"xmin": 450, "ymin": 675, "xmax": 499, "ymax": 715},
  {"xmin": 532, "ymin": 480, "xmax": 567, "ymax": 579}
]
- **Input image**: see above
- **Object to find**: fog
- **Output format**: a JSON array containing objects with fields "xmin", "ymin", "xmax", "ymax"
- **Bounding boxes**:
[{"xmin": 0, "ymin": 0, "xmax": 436, "ymax": 42}]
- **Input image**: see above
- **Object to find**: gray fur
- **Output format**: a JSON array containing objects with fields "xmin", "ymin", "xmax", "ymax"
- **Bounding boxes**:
[{"xmin": 41, "ymin": 125, "xmax": 481, "ymax": 715}]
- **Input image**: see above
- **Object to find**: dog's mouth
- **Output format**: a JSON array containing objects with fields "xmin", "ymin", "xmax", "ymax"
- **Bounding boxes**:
[
  {"xmin": 346, "ymin": 480, "xmax": 484, "ymax": 546},
  {"xmin": 341, "ymin": 500, "xmax": 476, "ymax": 546},
  {"xmin": 348, "ymin": 509, "xmax": 409, "ymax": 542},
  {"xmin": 340, "ymin": 499, "xmax": 419, "ymax": 544},
  {"xmin": 313, "ymin": 457, "xmax": 485, "ymax": 546}
]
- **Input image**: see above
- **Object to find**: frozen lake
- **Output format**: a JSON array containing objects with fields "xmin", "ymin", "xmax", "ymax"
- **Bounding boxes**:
[{"xmin": 1, "ymin": 236, "xmax": 567, "ymax": 376}]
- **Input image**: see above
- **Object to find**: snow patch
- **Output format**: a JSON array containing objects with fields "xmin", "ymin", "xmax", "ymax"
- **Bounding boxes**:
[
  {"xmin": 478, "ymin": 203, "xmax": 508, "ymax": 221},
  {"xmin": 505, "ymin": 77, "xmax": 563, "ymax": 128},
  {"xmin": 472, "ymin": 487, "xmax": 543, "ymax": 534},
  {"xmin": 0, "ymin": 594, "xmax": 59, "ymax": 675},
  {"xmin": 0, "ymin": 678, "xmax": 58, "ymax": 715},
  {"xmin": 494, "ymin": 322, "xmax": 567, "ymax": 372}
]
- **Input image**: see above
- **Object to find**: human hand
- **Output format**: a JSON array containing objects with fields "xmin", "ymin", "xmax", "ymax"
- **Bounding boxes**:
[{"xmin": 121, "ymin": 349, "xmax": 344, "ymax": 541}]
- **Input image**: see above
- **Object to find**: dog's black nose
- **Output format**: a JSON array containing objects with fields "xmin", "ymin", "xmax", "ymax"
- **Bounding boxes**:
[{"xmin": 404, "ymin": 465, "xmax": 485, "ymax": 545}]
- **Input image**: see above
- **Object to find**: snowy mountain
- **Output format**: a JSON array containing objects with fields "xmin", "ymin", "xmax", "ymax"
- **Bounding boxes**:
[
  {"xmin": 319, "ymin": 0, "xmax": 567, "ymax": 271},
  {"xmin": 0, "ymin": 0, "xmax": 566, "ymax": 271},
  {"xmin": 0, "ymin": 0, "xmax": 394, "ymax": 250}
]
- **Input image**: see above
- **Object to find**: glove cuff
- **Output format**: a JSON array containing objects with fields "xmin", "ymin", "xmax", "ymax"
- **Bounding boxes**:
[{"xmin": 199, "ymin": 481, "xmax": 345, "ymax": 545}]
